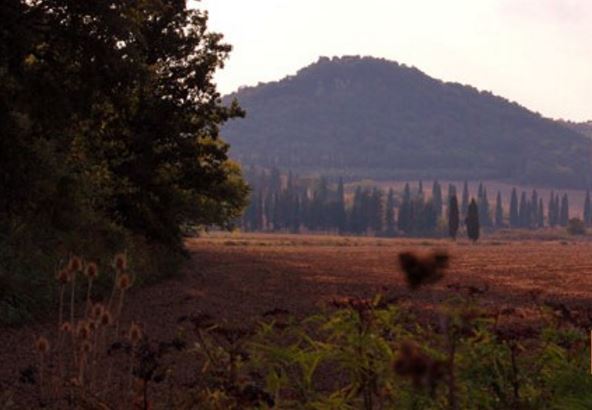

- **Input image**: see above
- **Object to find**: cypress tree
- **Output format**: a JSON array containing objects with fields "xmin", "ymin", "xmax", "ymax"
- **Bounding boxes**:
[
  {"xmin": 495, "ymin": 191, "xmax": 504, "ymax": 228},
  {"xmin": 398, "ymin": 183, "xmax": 412, "ymax": 234},
  {"xmin": 350, "ymin": 186, "xmax": 363, "ymax": 234},
  {"xmin": 461, "ymin": 180, "xmax": 469, "ymax": 221},
  {"xmin": 548, "ymin": 192, "xmax": 556, "ymax": 227},
  {"xmin": 370, "ymin": 188, "xmax": 384, "ymax": 234},
  {"xmin": 509, "ymin": 188, "xmax": 519, "ymax": 228},
  {"xmin": 385, "ymin": 188, "xmax": 396, "ymax": 237},
  {"xmin": 584, "ymin": 190, "xmax": 592, "ymax": 227},
  {"xmin": 448, "ymin": 193, "xmax": 460, "ymax": 240},
  {"xmin": 479, "ymin": 186, "xmax": 491, "ymax": 227},
  {"xmin": 537, "ymin": 198, "xmax": 544, "ymax": 228},
  {"xmin": 554, "ymin": 195, "xmax": 560, "ymax": 227},
  {"xmin": 432, "ymin": 180, "xmax": 443, "ymax": 218},
  {"xmin": 530, "ymin": 190, "xmax": 539, "ymax": 227},
  {"xmin": 560, "ymin": 194, "xmax": 569, "ymax": 227},
  {"xmin": 518, "ymin": 191, "xmax": 528, "ymax": 228},
  {"xmin": 336, "ymin": 177, "xmax": 347, "ymax": 234},
  {"xmin": 466, "ymin": 198, "xmax": 480, "ymax": 242}
]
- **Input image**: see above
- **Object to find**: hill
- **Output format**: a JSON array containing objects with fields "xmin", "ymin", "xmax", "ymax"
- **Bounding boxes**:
[
  {"xmin": 222, "ymin": 56, "xmax": 592, "ymax": 188},
  {"xmin": 560, "ymin": 120, "xmax": 592, "ymax": 139}
]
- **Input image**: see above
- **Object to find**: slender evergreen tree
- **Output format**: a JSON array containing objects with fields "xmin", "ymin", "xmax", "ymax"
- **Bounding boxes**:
[
  {"xmin": 584, "ymin": 190, "xmax": 592, "ymax": 227},
  {"xmin": 560, "ymin": 193, "xmax": 569, "ymax": 227},
  {"xmin": 518, "ymin": 191, "xmax": 528, "ymax": 228},
  {"xmin": 385, "ymin": 188, "xmax": 396, "ymax": 237},
  {"xmin": 466, "ymin": 198, "xmax": 480, "ymax": 242},
  {"xmin": 530, "ymin": 190, "xmax": 539, "ymax": 227},
  {"xmin": 448, "ymin": 193, "xmax": 460, "ymax": 240},
  {"xmin": 495, "ymin": 191, "xmax": 504, "ymax": 228},
  {"xmin": 509, "ymin": 188, "xmax": 519, "ymax": 227},
  {"xmin": 461, "ymin": 180, "xmax": 469, "ymax": 221},
  {"xmin": 432, "ymin": 180, "xmax": 443, "ymax": 218},
  {"xmin": 398, "ymin": 183, "xmax": 413, "ymax": 234},
  {"xmin": 548, "ymin": 192, "xmax": 557, "ymax": 227},
  {"xmin": 537, "ymin": 198, "xmax": 544, "ymax": 228},
  {"xmin": 336, "ymin": 177, "xmax": 347, "ymax": 233}
]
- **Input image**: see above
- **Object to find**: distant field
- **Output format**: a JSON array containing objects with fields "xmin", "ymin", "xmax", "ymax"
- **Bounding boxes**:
[
  {"xmin": 193, "ymin": 231, "xmax": 592, "ymax": 315},
  {"xmin": 348, "ymin": 179, "xmax": 589, "ymax": 218}
]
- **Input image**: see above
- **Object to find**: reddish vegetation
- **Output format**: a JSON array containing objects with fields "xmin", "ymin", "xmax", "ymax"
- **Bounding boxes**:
[{"xmin": 2, "ymin": 233, "xmax": 592, "ymax": 403}]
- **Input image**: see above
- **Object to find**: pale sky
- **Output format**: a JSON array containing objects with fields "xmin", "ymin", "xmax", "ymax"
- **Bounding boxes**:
[{"xmin": 192, "ymin": 0, "xmax": 592, "ymax": 122}]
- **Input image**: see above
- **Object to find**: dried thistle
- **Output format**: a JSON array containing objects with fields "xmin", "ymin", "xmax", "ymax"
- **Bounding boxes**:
[
  {"xmin": 84, "ymin": 262, "xmax": 99, "ymax": 280},
  {"xmin": 128, "ymin": 322, "xmax": 143, "ymax": 346},
  {"xmin": 56, "ymin": 269, "xmax": 71, "ymax": 284},
  {"xmin": 81, "ymin": 341, "xmax": 92, "ymax": 354},
  {"xmin": 35, "ymin": 336, "xmax": 50, "ymax": 354},
  {"xmin": 114, "ymin": 253, "xmax": 127, "ymax": 272},
  {"xmin": 398, "ymin": 251, "xmax": 449, "ymax": 290},
  {"xmin": 77, "ymin": 321, "xmax": 91, "ymax": 340},
  {"xmin": 117, "ymin": 273, "xmax": 132, "ymax": 290},
  {"xmin": 91, "ymin": 303, "xmax": 104, "ymax": 319},
  {"xmin": 61, "ymin": 321, "xmax": 72, "ymax": 333},
  {"xmin": 100, "ymin": 310, "xmax": 113, "ymax": 327},
  {"xmin": 68, "ymin": 256, "xmax": 83, "ymax": 273}
]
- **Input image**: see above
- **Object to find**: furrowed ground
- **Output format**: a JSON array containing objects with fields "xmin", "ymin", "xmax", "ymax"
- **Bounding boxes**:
[{"xmin": 2, "ymin": 232, "xmax": 592, "ymax": 404}]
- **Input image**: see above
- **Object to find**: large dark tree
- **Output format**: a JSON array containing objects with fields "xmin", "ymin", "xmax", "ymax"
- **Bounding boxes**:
[{"xmin": 0, "ymin": 0, "xmax": 249, "ymax": 316}]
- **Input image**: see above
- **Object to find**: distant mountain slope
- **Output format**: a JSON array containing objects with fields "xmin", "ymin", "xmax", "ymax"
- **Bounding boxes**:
[
  {"xmin": 559, "ymin": 120, "xmax": 592, "ymax": 139},
  {"xmin": 222, "ymin": 56, "xmax": 592, "ymax": 188}
]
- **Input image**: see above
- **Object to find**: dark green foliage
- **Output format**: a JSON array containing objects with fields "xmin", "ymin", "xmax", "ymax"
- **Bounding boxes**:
[
  {"xmin": 461, "ymin": 181, "xmax": 470, "ymax": 221},
  {"xmin": 548, "ymin": 192, "xmax": 558, "ymax": 227},
  {"xmin": 432, "ymin": 180, "xmax": 443, "ymax": 218},
  {"xmin": 224, "ymin": 56, "xmax": 592, "ymax": 188},
  {"xmin": 385, "ymin": 188, "xmax": 396, "ymax": 237},
  {"xmin": 510, "ymin": 188, "xmax": 519, "ymax": 228},
  {"xmin": 495, "ymin": 191, "xmax": 504, "ymax": 228},
  {"xmin": 584, "ymin": 190, "xmax": 591, "ymax": 227},
  {"xmin": 538, "ymin": 198, "xmax": 545, "ymax": 228},
  {"xmin": 478, "ymin": 185, "xmax": 492, "ymax": 227},
  {"xmin": 448, "ymin": 194, "xmax": 460, "ymax": 240},
  {"xmin": 398, "ymin": 183, "xmax": 413, "ymax": 234},
  {"xmin": 560, "ymin": 194, "xmax": 570, "ymax": 227},
  {"xmin": 466, "ymin": 199, "xmax": 480, "ymax": 241},
  {"xmin": 336, "ymin": 177, "xmax": 347, "ymax": 233},
  {"xmin": 0, "ymin": 0, "xmax": 248, "ymax": 323}
]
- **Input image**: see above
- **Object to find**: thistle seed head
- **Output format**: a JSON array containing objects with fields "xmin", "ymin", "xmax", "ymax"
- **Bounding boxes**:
[
  {"xmin": 117, "ymin": 273, "xmax": 132, "ymax": 290},
  {"xmin": 128, "ymin": 322, "xmax": 142, "ymax": 345},
  {"xmin": 35, "ymin": 336, "xmax": 50, "ymax": 354},
  {"xmin": 114, "ymin": 253, "xmax": 127, "ymax": 272},
  {"xmin": 68, "ymin": 256, "xmax": 82, "ymax": 273},
  {"xmin": 84, "ymin": 262, "xmax": 99, "ymax": 280}
]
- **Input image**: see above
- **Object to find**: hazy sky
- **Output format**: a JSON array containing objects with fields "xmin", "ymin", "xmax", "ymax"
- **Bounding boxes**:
[{"xmin": 193, "ymin": 0, "xmax": 592, "ymax": 122}]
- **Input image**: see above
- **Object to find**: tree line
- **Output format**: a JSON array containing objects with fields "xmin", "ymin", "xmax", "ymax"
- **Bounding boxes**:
[{"xmin": 240, "ymin": 168, "xmax": 592, "ymax": 238}]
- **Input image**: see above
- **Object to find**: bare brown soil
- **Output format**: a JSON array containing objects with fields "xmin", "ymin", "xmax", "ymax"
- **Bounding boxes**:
[{"xmin": 2, "ymin": 232, "xmax": 592, "ymax": 406}]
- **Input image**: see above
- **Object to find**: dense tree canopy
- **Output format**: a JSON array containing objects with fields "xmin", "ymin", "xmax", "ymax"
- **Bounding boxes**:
[{"xmin": 0, "ymin": 0, "xmax": 248, "ymax": 319}]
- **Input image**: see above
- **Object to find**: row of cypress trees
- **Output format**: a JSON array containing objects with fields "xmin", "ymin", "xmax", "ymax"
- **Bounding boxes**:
[{"xmin": 240, "ymin": 168, "xmax": 591, "ymax": 236}]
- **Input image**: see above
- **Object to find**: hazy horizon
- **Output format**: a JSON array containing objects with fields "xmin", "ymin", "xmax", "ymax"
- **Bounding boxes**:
[{"xmin": 194, "ymin": 0, "xmax": 592, "ymax": 122}]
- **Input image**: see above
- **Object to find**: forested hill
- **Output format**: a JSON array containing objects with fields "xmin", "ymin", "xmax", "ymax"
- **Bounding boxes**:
[
  {"xmin": 560, "ymin": 120, "xmax": 592, "ymax": 139},
  {"xmin": 222, "ymin": 56, "xmax": 592, "ymax": 188}
]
